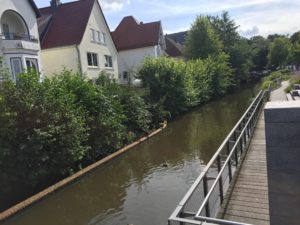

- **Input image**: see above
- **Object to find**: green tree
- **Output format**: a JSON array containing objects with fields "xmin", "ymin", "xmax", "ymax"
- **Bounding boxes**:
[
  {"xmin": 290, "ymin": 42, "xmax": 300, "ymax": 67},
  {"xmin": 184, "ymin": 15, "xmax": 223, "ymax": 59},
  {"xmin": 209, "ymin": 11, "xmax": 239, "ymax": 51},
  {"xmin": 250, "ymin": 36, "xmax": 270, "ymax": 71},
  {"xmin": 268, "ymin": 37, "xmax": 292, "ymax": 68},
  {"xmin": 290, "ymin": 31, "xmax": 300, "ymax": 44}
]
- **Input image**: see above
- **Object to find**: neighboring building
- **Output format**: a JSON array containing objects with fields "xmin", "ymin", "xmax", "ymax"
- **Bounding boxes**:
[
  {"xmin": 165, "ymin": 36, "xmax": 184, "ymax": 59},
  {"xmin": 111, "ymin": 16, "xmax": 166, "ymax": 85},
  {"xmin": 166, "ymin": 31, "xmax": 188, "ymax": 45},
  {"xmin": 38, "ymin": 0, "xmax": 119, "ymax": 80},
  {"xmin": 0, "ymin": 0, "xmax": 43, "ymax": 80}
]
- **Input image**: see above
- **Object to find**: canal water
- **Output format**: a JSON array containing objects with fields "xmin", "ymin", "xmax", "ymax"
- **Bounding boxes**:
[{"xmin": 3, "ymin": 84, "xmax": 260, "ymax": 225}]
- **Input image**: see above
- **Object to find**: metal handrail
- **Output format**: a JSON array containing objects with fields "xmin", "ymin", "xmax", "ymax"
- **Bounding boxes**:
[
  {"xmin": 194, "ymin": 91, "xmax": 265, "ymax": 224},
  {"xmin": 169, "ymin": 89, "xmax": 269, "ymax": 225}
]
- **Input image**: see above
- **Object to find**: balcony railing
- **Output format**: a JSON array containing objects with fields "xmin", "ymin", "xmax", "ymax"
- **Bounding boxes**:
[{"xmin": 1, "ymin": 33, "xmax": 38, "ymax": 43}]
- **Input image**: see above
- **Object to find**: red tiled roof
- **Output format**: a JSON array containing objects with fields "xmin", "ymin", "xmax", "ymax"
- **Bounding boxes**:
[
  {"xmin": 39, "ymin": 0, "xmax": 95, "ymax": 49},
  {"xmin": 111, "ymin": 16, "xmax": 161, "ymax": 51},
  {"xmin": 165, "ymin": 37, "xmax": 184, "ymax": 57}
]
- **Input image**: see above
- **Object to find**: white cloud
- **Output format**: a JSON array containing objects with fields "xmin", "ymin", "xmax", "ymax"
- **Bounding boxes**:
[
  {"xmin": 99, "ymin": 0, "xmax": 130, "ymax": 12},
  {"xmin": 239, "ymin": 26, "xmax": 260, "ymax": 38}
]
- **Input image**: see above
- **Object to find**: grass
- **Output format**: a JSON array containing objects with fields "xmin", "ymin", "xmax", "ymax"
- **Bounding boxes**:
[
  {"xmin": 284, "ymin": 74, "xmax": 300, "ymax": 93},
  {"xmin": 261, "ymin": 69, "xmax": 292, "ymax": 90}
]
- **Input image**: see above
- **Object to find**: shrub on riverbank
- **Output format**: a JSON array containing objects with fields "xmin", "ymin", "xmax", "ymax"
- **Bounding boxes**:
[
  {"xmin": 0, "ymin": 70, "xmax": 156, "ymax": 188},
  {"xmin": 261, "ymin": 69, "xmax": 291, "ymax": 90},
  {"xmin": 138, "ymin": 56, "xmax": 235, "ymax": 117}
]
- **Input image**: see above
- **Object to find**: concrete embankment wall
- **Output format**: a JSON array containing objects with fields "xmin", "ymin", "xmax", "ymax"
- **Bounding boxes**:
[{"xmin": 264, "ymin": 102, "xmax": 300, "ymax": 225}]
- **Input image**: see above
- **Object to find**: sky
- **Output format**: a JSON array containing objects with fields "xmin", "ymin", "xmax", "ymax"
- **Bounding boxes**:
[{"xmin": 35, "ymin": 0, "xmax": 300, "ymax": 38}]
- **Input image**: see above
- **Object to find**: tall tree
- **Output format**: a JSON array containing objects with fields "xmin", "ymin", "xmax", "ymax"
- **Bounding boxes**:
[
  {"xmin": 250, "ymin": 36, "xmax": 270, "ymax": 71},
  {"xmin": 184, "ymin": 15, "xmax": 222, "ymax": 59},
  {"xmin": 209, "ymin": 11, "xmax": 239, "ymax": 50},
  {"xmin": 230, "ymin": 38, "xmax": 254, "ymax": 83},
  {"xmin": 290, "ymin": 31, "xmax": 300, "ymax": 44},
  {"xmin": 267, "ymin": 34, "xmax": 286, "ymax": 42},
  {"xmin": 268, "ymin": 37, "xmax": 292, "ymax": 68}
]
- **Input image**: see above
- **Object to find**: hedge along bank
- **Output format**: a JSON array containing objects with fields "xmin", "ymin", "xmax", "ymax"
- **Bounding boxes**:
[
  {"xmin": 0, "ymin": 121, "xmax": 167, "ymax": 222},
  {"xmin": 0, "ymin": 70, "xmax": 165, "ymax": 213}
]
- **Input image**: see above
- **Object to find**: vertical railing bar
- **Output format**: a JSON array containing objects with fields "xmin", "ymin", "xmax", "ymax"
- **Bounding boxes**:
[
  {"xmin": 203, "ymin": 175, "xmax": 210, "ymax": 217},
  {"xmin": 226, "ymin": 142, "xmax": 232, "ymax": 181},
  {"xmin": 217, "ymin": 155, "xmax": 224, "ymax": 203}
]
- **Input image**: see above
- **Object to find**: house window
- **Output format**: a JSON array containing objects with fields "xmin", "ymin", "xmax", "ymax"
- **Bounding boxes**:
[
  {"xmin": 96, "ymin": 31, "xmax": 101, "ymax": 43},
  {"xmin": 87, "ymin": 52, "xmax": 98, "ymax": 67},
  {"xmin": 104, "ymin": 55, "xmax": 113, "ymax": 68},
  {"xmin": 100, "ymin": 32, "xmax": 106, "ymax": 44},
  {"xmin": 123, "ymin": 71, "xmax": 128, "ymax": 80},
  {"xmin": 25, "ymin": 58, "xmax": 39, "ymax": 73},
  {"xmin": 90, "ymin": 29, "xmax": 96, "ymax": 42}
]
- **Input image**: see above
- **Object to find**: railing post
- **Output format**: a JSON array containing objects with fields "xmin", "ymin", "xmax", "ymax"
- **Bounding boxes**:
[
  {"xmin": 226, "ymin": 142, "xmax": 232, "ymax": 181},
  {"xmin": 217, "ymin": 155, "xmax": 224, "ymax": 203},
  {"xmin": 203, "ymin": 175, "xmax": 210, "ymax": 217}
]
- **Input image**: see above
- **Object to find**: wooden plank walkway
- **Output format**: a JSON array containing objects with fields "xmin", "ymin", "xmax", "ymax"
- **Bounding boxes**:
[{"xmin": 219, "ymin": 112, "xmax": 270, "ymax": 225}]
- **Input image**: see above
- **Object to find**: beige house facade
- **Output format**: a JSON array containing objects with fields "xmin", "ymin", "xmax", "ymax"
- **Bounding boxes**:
[{"xmin": 39, "ymin": 0, "xmax": 118, "ymax": 80}]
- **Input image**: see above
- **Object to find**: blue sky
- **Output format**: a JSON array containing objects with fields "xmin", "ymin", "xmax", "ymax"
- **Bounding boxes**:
[{"xmin": 35, "ymin": 0, "xmax": 300, "ymax": 38}]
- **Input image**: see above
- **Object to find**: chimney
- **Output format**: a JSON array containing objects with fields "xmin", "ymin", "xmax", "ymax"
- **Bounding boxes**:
[{"xmin": 50, "ymin": 0, "xmax": 61, "ymax": 12}]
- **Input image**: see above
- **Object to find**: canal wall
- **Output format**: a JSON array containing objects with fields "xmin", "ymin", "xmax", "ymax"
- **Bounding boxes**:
[
  {"xmin": 264, "ymin": 102, "xmax": 300, "ymax": 225},
  {"xmin": 0, "ymin": 122, "xmax": 167, "ymax": 222}
]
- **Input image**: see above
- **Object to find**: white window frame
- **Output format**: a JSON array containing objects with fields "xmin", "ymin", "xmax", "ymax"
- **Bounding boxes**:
[
  {"xmin": 90, "ymin": 29, "xmax": 96, "ymax": 42},
  {"xmin": 104, "ymin": 55, "xmax": 113, "ymax": 68},
  {"xmin": 100, "ymin": 32, "xmax": 106, "ymax": 44},
  {"xmin": 87, "ymin": 52, "xmax": 99, "ymax": 67}
]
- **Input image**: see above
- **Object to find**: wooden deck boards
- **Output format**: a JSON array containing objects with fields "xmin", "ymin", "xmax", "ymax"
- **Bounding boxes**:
[{"xmin": 219, "ymin": 113, "xmax": 270, "ymax": 225}]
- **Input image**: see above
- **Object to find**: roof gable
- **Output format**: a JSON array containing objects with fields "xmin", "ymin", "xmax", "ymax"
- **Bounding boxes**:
[
  {"xmin": 28, "ymin": 0, "xmax": 41, "ymax": 17},
  {"xmin": 166, "ymin": 31, "xmax": 188, "ymax": 45},
  {"xmin": 111, "ymin": 16, "xmax": 161, "ymax": 51},
  {"xmin": 165, "ymin": 37, "xmax": 183, "ymax": 57},
  {"xmin": 39, "ymin": 0, "xmax": 95, "ymax": 49}
]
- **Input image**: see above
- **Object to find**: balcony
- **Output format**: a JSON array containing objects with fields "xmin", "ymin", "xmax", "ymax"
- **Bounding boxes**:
[
  {"xmin": 1, "ymin": 32, "xmax": 38, "ymax": 42},
  {"xmin": 1, "ymin": 33, "xmax": 40, "ymax": 52}
]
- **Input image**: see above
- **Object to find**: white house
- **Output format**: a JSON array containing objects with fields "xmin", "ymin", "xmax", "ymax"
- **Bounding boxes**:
[
  {"xmin": 0, "ymin": 0, "xmax": 43, "ymax": 80},
  {"xmin": 111, "ymin": 16, "xmax": 166, "ymax": 85},
  {"xmin": 38, "ymin": 0, "xmax": 119, "ymax": 80}
]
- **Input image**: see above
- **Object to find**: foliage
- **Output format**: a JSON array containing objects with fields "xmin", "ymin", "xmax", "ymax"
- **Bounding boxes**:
[
  {"xmin": 138, "ymin": 57, "xmax": 198, "ymax": 117},
  {"xmin": 138, "ymin": 56, "xmax": 234, "ymax": 117},
  {"xmin": 250, "ymin": 36, "xmax": 270, "ymax": 71},
  {"xmin": 0, "ymin": 72, "xmax": 89, "ymax": 186},
  {"xmin": 209, "ymin": 11, "xmax": 239, "ymax": 51},
  {"xmin": 229, "ymin": 38, "xmax": 254, "ymax": 83},
  {"xmin": 290, "ymin": 31, "xmax": 300, "ymax": 44},
  {"xmin": 268, "ymin": 37, "xmax": 292, "ymax": 68},
  {"xmin": 0, "ymin": 69, "xmax": 157, "ymax": 188},
  {"xmin": 284, "ymin": 74, "xmax": 300, "ymax": 93},
  {"xmin": 184, "ymin": 15, "xmax": 223, "ymax": 59},
  {"xmin": 261, "ymin": 70, "xmax": 291, "ymax": 90}
]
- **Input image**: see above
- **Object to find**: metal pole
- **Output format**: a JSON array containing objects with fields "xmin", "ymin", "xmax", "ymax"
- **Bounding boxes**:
[
  {"xmin": 203, "ymin": 175, "xmax": 210, "ymax": 217},
  {"xmin": 217, "ymin": 155, "xmax": 224, "ymax": 203}
]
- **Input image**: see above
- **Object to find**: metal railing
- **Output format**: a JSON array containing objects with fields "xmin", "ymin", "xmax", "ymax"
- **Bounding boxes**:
[
  {"xmin": 1, "ymin": 33, "xmax": 38, "ymax": 42},
  {"xmin": 169, "ymin": 89, "xmax": 269, "ymax": 225}
]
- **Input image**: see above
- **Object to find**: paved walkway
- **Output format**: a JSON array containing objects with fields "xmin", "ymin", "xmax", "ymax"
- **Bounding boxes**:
[
  {"xmin": 219, "ymin": 113, "xmax": 270, "ymax": 225},
  {"xmin": 270, "ymin": 81, "xmax": 289, "ymax": 101}
]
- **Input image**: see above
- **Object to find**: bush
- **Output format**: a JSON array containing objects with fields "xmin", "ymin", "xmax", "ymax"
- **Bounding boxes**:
[
  {"xmin": 138, "ymin": 56, "xmax": 234, "ymax": 117},
  {"xmin": 0, "ymin": 72, "xmax": 89, "ymax": 186},
  {"xmin": 138, "ymin": 57, "xmax": 198, "ymax": 117}
]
